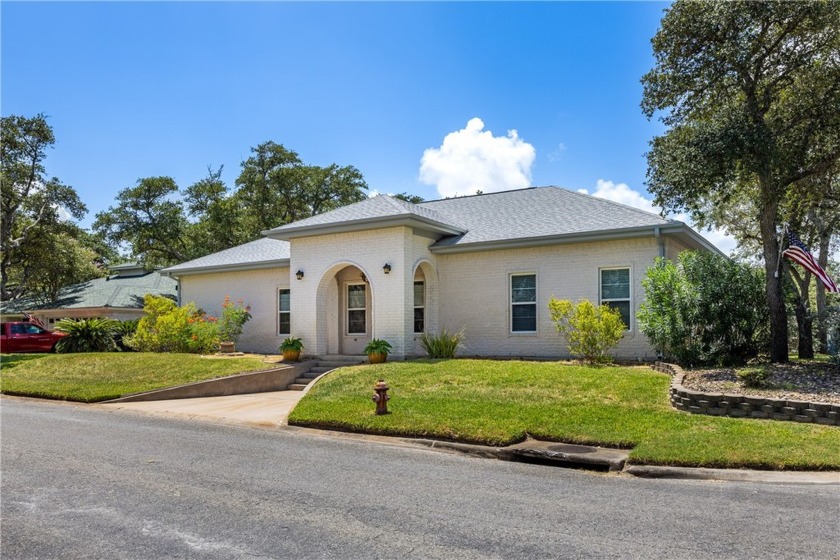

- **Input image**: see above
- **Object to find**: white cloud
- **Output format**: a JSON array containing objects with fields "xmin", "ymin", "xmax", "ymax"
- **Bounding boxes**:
[
  {"xmin": 419, "ymin": 118, "xmax": 536, "ymax": 198},
  {"xmin": 579, "ymin": 179, "xmax": 738, "ymax": 255}
]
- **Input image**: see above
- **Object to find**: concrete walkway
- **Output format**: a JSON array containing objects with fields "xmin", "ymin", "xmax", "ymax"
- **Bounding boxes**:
[{"xmin": 100, "ymin": 390, "xmax": 304, "ymax": 428}]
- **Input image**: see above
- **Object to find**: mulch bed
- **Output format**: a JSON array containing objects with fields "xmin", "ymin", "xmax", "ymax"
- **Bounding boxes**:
[{"xmin": 682, "ymin": 362, "xmax": 840, "ymax": 405}]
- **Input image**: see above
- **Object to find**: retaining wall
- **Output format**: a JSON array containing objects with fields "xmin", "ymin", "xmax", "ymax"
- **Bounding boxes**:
[
  {"xmin": 653, "ymin": 362, "xmax": 839, "ymax": 426},
  {"xmin": 105, "ymin": 361, "xmax": 314, "ymax": 403}
]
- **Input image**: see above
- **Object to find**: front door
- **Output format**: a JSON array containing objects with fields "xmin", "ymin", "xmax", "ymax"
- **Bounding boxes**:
[{"xmin": 341, "ymin": 282, "xmax": 370, "ymax": 354}]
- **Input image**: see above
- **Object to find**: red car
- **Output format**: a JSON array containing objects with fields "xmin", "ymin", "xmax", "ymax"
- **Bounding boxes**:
[{"xmin": 0, "ymin": 321, "xmax": 65, "ymax": 353}]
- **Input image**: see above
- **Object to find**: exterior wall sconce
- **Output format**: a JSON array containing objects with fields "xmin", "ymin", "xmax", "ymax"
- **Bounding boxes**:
[
  {"xmin": 383, "ymin": 263, "xmax": 392, "ymax": 274},
  {"xmin": 296, "ymin": 270, "xmax": 304, "ymax": 280}
]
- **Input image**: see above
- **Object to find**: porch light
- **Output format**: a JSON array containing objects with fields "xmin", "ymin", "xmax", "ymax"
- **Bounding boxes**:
[
  {"xmin": 383, "ymin": 263, "xmax": 392, "ymax": 274},
  {"xmin": 296, "ymin": 270, "xmax": 304, "ymax": 280}
]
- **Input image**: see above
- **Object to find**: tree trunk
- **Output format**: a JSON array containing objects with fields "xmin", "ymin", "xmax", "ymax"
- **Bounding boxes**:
[
  {"xmin": 793, "ymin": 293, "xmax": 815, "ymax": 359},
  {"xmin": 759, "ymin": 204, "xmax": 788, "ymax": 363},
  {"xmin": 815, "ymin": 233, "xmax": 830, "ymax": 354}
]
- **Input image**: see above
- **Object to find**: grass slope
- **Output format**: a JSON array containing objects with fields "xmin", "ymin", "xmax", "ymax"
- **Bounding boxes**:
[
  {"xmin": 289, "ymin": 359, "xmax": 840, "ymax": 470},
  {"xmin": 0, "ymin": 353, "xmax": 270, "ymax": 402}
]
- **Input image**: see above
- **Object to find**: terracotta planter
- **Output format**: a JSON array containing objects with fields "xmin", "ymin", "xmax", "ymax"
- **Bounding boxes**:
[
  {"xmin": 219, "ymin": 341, "xmax": 236, "ymax": 354},
  {"xmin": 282, "ymin": 349, "xmax": 301, "ymax": 362},
  {"xmin": 368, "ymin": 352, "xmax": 387, "ymax": 364}
]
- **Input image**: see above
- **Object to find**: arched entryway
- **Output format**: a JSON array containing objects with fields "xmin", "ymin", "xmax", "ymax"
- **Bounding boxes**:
[
  {"xmin": 315, "ymin": 262, "xmax": 373, "ymax": 355},
  {"xmin": 412, "ymin": 259, "xmax": 439, "ymax": 356}
]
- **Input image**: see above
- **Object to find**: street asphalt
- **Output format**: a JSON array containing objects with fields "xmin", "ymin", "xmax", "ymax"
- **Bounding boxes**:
[{"xmin": 3, "ymin": 395, "xmax": 839, "ymax": 559}]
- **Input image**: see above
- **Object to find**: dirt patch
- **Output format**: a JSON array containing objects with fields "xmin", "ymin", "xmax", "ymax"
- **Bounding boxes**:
[{"xmin": 682, "ymin": 362, "xmax": 840, "ymax": 404}]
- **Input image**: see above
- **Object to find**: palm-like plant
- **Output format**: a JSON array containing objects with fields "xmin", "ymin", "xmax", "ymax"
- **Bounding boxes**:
[
  {"xmin": 113, "ymin": 319, "xmax": 140, "ymax": 351},
  {"xmin": 54, "ymin": 317, "xmax": 118, "ymax": 353}
]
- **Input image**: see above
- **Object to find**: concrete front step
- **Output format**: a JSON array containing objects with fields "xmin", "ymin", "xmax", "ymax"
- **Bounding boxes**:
[{"xmin": 285, "ymin": 357, "xmax": 366, "ymax": 391}]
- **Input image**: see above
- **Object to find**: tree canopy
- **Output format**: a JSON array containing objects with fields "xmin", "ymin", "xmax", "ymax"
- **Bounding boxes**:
[
  {"xmin": 1, "ymin": 114, "xmax": 94, "ymax": 300},
  {"xmin": 93, "ymin": 141, "xmax": 368, "ymax": 268},
  {"xmin": 641, "ymin": 0, "xmax": 840, "ymax": 362}
]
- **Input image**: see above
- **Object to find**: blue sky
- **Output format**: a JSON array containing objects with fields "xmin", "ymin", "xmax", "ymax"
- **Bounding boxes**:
[{"xmin": 2, "ymin": 1, "xmax": 733, "ymax": 251}]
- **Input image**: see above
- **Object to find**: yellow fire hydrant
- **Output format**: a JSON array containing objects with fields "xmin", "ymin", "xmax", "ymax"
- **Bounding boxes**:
[{"xmin": 372, "ymin": 379, "xmax": 390, "ymax": 415}]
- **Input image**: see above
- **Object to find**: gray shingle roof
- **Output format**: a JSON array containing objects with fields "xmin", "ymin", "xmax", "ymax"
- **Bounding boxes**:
[
  {"xmin": 0, "ymin": 271, "xmax": 177, "ymax": 314},
  {"xmin": 162, "ymin": 238, "xmax": 290, "ymax": 275},
  {"xmin": 263, "ymin": 195, "xmax": 465, "ymax": 236},
  {"xmin": 421, "ymin": 187, "xmax": 672, "ymax": 248}
]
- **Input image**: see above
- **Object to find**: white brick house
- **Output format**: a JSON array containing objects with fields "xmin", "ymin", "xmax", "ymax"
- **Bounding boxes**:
[{"xmin": 162, "ymin": 187, "xmax": 720, "ymax": 360}]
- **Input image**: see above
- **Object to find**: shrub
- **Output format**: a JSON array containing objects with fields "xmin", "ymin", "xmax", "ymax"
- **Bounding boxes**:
[
  {"xmin": 113, "ymin": 319, "xmax": 140, "ymax": 351},
  {"xmin": 737, "ymin": 366, "xmax": 771, "ymax": 388},
  {"xmin": 54, "ymin": 317, "xmax": 118, "ymax": 353},
  {"xmin": 638, "ymin": 252, "xmax": 768, "ymax": 367},
  {"xmin": 128, "ymin": 295, "xmax": 219, "ymax": 353},
  {"xmin": 419, "ymin": 329, "xmax": 464, "ymax": 359},
  {"xmin": 548, "ymin": 299, "xmax": 625, "ymax": 364},
  {"xmin": 218, "ymin": 296, "xmax": 252, "ymax": 343}
]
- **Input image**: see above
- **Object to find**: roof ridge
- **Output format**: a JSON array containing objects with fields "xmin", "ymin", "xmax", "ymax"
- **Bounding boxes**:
[
  {"xmin": 379, "ymin": 194, "xmax": 415, "ymax": 214},
  {"xmin": 419, "ymin": 186, "xmax": 538, "ymax": 205},
  {"xmin": 560, "ymin": 186, "xmax": 671, "ymax": 222}
]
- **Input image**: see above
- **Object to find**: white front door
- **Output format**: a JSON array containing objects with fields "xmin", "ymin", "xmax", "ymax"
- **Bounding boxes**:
[{"xmin": 341, "ymin": 282, "xmax": 370, "ymax": 354}]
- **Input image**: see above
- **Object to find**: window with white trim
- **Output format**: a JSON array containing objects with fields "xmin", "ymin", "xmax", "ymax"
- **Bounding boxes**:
[
  {"xmin": 347, "ymin": 284, "xmax": 366, "ymax": 334},
  {"xmin": 278, "ymin": 289, "xmax": 290, "ymax": 335},
  {"xmin": 510, "ymin": 273, "xmax": 537, "ymax": 333},
  {"xmin": 414, "ymin": 281, "xmax": 425, "ymax": 333},
  {"xmin": 600, "ymin": 268, "xmax": 631, "ymax": 329}
]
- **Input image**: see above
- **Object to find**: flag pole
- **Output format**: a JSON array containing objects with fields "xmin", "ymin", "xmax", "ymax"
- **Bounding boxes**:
[{"xmin": 774, "ymin": 224, "xmax": 787, "ymax": 279}]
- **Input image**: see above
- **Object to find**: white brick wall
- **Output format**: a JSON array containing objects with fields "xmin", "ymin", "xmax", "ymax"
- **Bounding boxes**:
[
  {"xmin": 290, "ymin": 227, "xmax": 416, "ymax": 358},
  {"xmin": 179, "ymin": 267, "xmax": 290, "ymax": 354},
  {"xmin": 176, "ymin": 232, "xmax": 684, "ymax": 360},
  {"xmin": 435, "ymin": 238, "xmax": 661, "ymax": 360}
]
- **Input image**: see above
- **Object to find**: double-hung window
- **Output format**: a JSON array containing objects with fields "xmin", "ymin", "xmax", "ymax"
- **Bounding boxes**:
[
  {"xmin": 510, "ymin": 274, "xmax": 537, "ymax": 333},
  {"xmin": 600, "ymin": 268, "xmax": 631, "ymax": 329},
  {"xmin": 414, "ymin": 281, "xmax": 425, "ymax": 333},
  {"xmin": 278, "ymin": 289, "xmax": 291, "ymax": 335},
  {"xmin": 347, "ymin": 284, "xmax": 366, "ymax": 334}
]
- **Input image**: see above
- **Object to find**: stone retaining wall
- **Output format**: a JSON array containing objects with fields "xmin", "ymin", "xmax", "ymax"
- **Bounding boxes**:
[{"xmin": 653, "ymin": 362, "xmax": 839, "ymax": 426}]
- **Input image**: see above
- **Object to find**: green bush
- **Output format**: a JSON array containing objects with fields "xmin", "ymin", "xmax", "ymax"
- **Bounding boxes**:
[
  {"xmin": 218, "ymin": 295, "xmax": 252, "ymax": 343},
  {"xmin": 548, "ymin": 299, "xmax": 625, "ymax": 364},
  {"xmin": 113, "ymin": 319, "xmax": 140, "ymax": 351},
  {"xmin": 127, "ymin": 295, "xmax": 219, "ymax": 353},
  {"xmin": 638, "ymin": 252, "xmax": 769, "ymax": 367},
  {"xmin": 419, "ymin": 329, "xmax": 464, "ymax": 359},
  {"xmin": 54, "ymin": 317, "xmax": 118, "ymax": 353},
  {"xmin": 737, "ymin": 366, "xmax": 771, "ymax": 388}
]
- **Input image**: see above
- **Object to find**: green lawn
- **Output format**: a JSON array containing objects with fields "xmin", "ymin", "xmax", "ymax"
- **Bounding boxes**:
[
  {"xmin": 0, "ymin": 353, "xmax": 272, "ymax": 402},
  {"xmin": 289, "ymin": 359, "xmax": 840, "ymax": 470}
]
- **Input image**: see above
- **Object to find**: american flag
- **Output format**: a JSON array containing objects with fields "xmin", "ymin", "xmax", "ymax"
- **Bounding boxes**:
[{"xmin": 783, "ymin": 231, "xmax": 838, "ymax": 292}]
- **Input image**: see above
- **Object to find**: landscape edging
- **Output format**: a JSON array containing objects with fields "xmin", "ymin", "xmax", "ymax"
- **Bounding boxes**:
[{"xmin": 653, "ymin": 361, "xmax": 839, "ymax": 426}]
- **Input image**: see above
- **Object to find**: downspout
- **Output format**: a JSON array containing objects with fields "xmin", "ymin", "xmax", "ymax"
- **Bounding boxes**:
[{"xmin": 654, "ymin": 227, "xmax": 665, "ymax": 258}]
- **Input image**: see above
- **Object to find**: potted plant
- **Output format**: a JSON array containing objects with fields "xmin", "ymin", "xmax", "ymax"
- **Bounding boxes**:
[
  {"xmin": 364, "ymin": 339, "xmax": 392, "ymax": 364},
  {"xmin": 280, "ymin": 337, "xmax": 304, "ymax": 361}
]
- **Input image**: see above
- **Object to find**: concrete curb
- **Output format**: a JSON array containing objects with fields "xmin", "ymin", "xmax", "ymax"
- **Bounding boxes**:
[
  {"xmin": 623, "ymin": 465, "xmax": 840, "ymax": 485},
  {"xmin": 281, "ymin": 425, "xmax": 838, "ymax": 484}
]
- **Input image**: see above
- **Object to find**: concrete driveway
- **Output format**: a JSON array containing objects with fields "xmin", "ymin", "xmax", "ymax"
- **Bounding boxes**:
[{"xmin": 100, "ymin": 390, "xmax": 304, "ymax": 427}]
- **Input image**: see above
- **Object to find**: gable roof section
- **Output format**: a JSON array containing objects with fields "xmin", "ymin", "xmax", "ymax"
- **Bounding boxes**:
[
  {"xmin": 420, "ymin": 187, "xmax": 721, "ymax": 255},
  {"xmin": 420, "ymin": 187, "xmax": 668, "ymax": 250},
  {"xmin": 262, "ymin": 195, "xmax": 465, "ymax": 240},
  {"xmin": 0, "ymin": 271, "xmax": 177, "ymax": 314},
  {"xmin": 161, "ymin": 238, "xmax": 291, "ymax": 277}
]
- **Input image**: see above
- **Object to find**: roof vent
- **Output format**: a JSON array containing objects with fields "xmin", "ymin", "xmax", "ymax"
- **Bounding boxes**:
[{"xmin": 109, "ymin": 263, "xmax": 148, "ymax": 278}]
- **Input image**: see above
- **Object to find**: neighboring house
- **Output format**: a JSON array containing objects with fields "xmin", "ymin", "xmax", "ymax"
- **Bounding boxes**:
[
  {"xmin": 162, "ymin": 187, "xmax": 721, "ymax": 360},
  {"xmin": 0, "ymin": 263, "xmax": 178, "ymax": 330}
]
